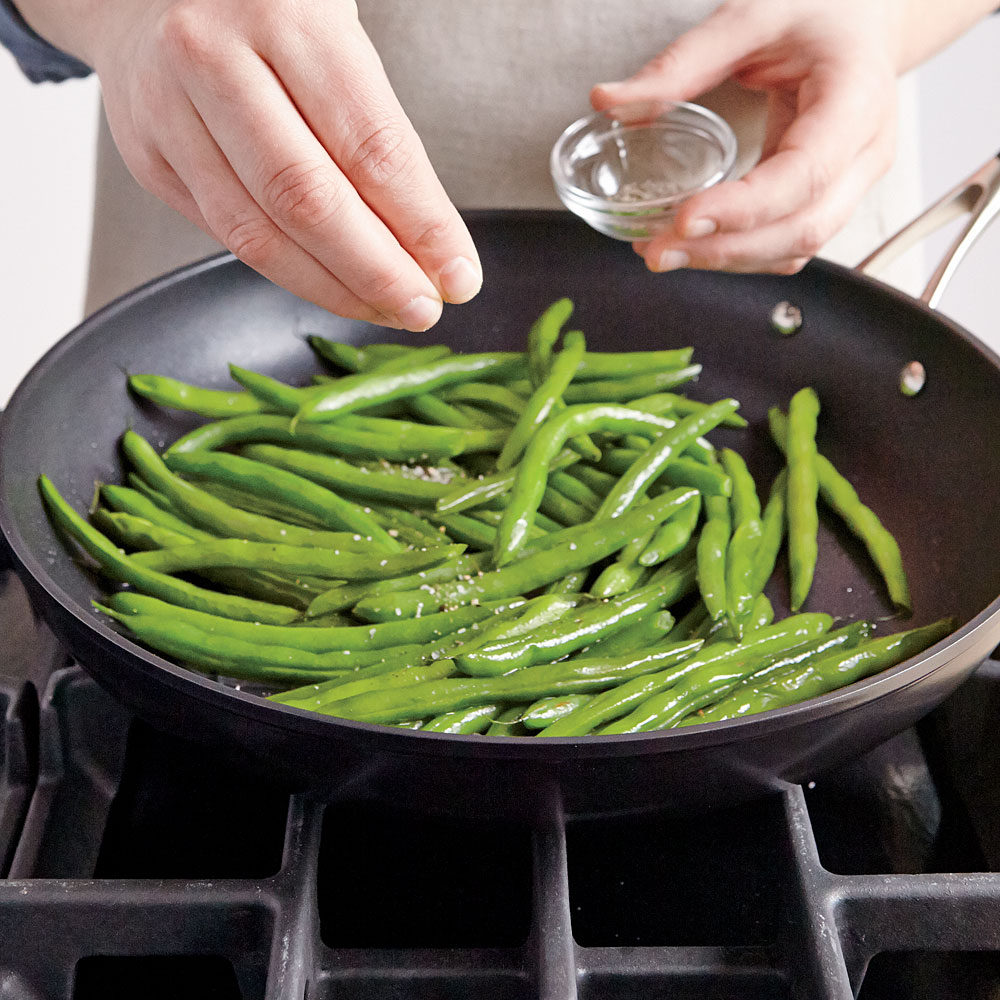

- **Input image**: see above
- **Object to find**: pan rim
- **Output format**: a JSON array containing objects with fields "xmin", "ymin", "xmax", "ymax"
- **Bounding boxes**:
[{"xmin": 2, "ymin": 212, "xmax": 999, "ymax": 761}]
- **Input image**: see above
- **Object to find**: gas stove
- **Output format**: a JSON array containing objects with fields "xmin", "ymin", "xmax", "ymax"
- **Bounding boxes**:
[{"xmin": 1, "ymin": 564, "xmax": 1000, "ymax": 1000}]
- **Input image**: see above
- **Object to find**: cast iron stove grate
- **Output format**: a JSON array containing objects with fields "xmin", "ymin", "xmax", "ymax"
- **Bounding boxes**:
[{"xmin": 1, "ymin": 567, "xmax": 1000, "ymax": 1000}]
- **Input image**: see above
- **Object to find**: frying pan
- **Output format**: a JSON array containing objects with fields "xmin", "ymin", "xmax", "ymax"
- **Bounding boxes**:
[{"xmin": 2, "ymin": 161, "xmax": 1000, "ymax": 820}]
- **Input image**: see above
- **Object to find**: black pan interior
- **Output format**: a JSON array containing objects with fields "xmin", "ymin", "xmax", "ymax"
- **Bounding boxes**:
[{"xmin": 2, "ymin": 210, "xmax": 999, "ymax": 729}]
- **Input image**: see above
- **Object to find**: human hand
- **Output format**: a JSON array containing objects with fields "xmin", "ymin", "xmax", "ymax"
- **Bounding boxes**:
[
  {"xmin": 30, "ymin": 0, "xmax": 481, "ymax": 330},
  {"xmin": 591, "ymin": 0, "xmax": 907, "ymax": 276}
]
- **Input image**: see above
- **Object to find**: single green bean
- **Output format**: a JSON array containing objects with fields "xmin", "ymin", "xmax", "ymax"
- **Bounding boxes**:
[
  {"xmin": 784, "ymin": 388, "xmax": 821, "ymax": 611},
  {"xmin": 696, "ymin": 494, "xmax": 731, "ymax": 621},
  {"xmin": 422, "ymin": 703, "xmax": 503, "ymax": 734},
  {"xmin": 128, "ymin": 374, "xmax": 268, "ymax": 418},
  {"xmin": 520, "ymin": 695, "xmax": 593, "ymax": 730},
  {"xmin": 638, "ymin": 494, "xmax": 702, "ymax": 566},
  {"xmin": 497, "ymin": 330, "xmax": 587, "ymax": 470},
  {"xmin": 768, "ymin": 410, "xmax": 911, "ymax": 612},
  {"xmin": 164, "ymin": 413, "xmax": 504, "ymax": 463}
]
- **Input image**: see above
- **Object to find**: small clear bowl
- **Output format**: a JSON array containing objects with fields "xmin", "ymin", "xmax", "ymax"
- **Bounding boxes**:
[{"xmin": 550, "ymin": 101, "xmax": 738, "ymax": 241}]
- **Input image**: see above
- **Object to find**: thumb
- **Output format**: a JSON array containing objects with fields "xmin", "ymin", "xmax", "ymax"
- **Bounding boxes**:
[{"xmin": 591, "ymin": 3, "xmax": 763, "ymax": 109}]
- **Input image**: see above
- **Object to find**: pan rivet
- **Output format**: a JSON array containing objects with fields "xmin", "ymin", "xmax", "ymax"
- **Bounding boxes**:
[
  {"xmin": 771, "ymin": 301, "xmax": 802, "ymax": 335},
  {"xmin": 899, "ymin": 361, "xmax": 926, "ymax": 397}
]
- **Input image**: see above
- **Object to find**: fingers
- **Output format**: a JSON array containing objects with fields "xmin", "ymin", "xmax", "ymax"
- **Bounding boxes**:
[
  {"xmin": 591, "ymin": 2, "xmax": 767, "ymax": 108},
  {"xmin": 157, "ymin": 99, "xmax": 403, "ymax": 327},
  {"xmin": 636, "ymin": 141, "xmax": 892, "ymax": 275},
  {"xmin": 144, "ymin": 1, "xmax": 481, "ymax": 332},
  {"xmin": 259, "ymin": 7, "xmax": 482, "ymax": 306}
]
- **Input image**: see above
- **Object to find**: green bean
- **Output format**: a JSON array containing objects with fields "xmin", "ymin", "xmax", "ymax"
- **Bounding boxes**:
[
  {"xmin": 694, "ymin": 619, "xmax": 954, "ymax": 725},
  {"xmin": 528, "ymin": 298, "xmax": 573, "ymax": 386},
  {"xmin": 93, "ymin": 510, "xmax": 324, "ymax": 610},
  {"xmin": 441, "ymin": 382, "xmax": 528, "ymax": 419},
  {"xmin": 611, "ymin": 616, "xmax": 857, "ymax": 732},
  {"xmin": 326, "ymin": 639, "xmax": 704, "ymax": 724},
  {"xmin": 497, "ymin": 330, "xmax": 588, "ymax": 470},
  {"xmin": 746, "ymin": 469, "xmax": 787, "ymax": 598},
  {"xmin": 638, "ymin": 494, "xmax": 702, "ymax": 566},
  {"xmin": 520, "ymin": 695, "xmax": 593, "ymax": 730},
  {"xmin": 232, "ymin": 354, "xmax": 524, "ymax": 424},
  {"xmin": 121, "ymin": 432, "xmax": 381, "ymax": 552},
  {"xmin": 768, "ymin": 410, "xmax": 911, "ymax": 613},
  {"xmin": 783, "ymin": 388, "xmax": 821, "ymax": 610},
  {"xmin": 237, "ymin": 444, "xmax": 456, "ymax": 506},
  {"xmin": 305, "ymin": 553, "xmax": 490, "ymax": 617},
  {"xmin": 720, "ymin": 448, "xmax": 763, "ymax": 638},
  {"xmin": 354, "ymin": 488, "xmax": 699, "ymax": 621},
  {"xmin": 100, "ymin": 484, "xmax": 210, "ymax": 540},
  {"xmin": 163, "ymin": 448, "xmax": 400, "ymax": 547},
  {"xmin": 696, "ymin": 494, "xmax": 731, "ymax": 621},
  {"xmin": 549, "ymin": 613, "xmax": 831, "ymax": 737},
  {"xmin": 105, "ymin": 590, "xmax": 510, "ymax": 652},
  {"xmin": 564, "ymin": 463, "xmax": 618, "ymax": 496},
  {"xmin": 451, "ymin": 403, "xmax": 508, "ymax": 429},
  {"xmin": 456, "ymin": 584, "xmax": 676, "ymax": 675},
  {"xmin": 164, "ymin": 413, "xmax": 504, "ymax": 463},
  {"xmin": 422, "ymin": 703, "xmax": 503, "ymax": 734},
  {"xmin": 678, "ymin": 621, "xmax": 874, "ymax": 724},
  {"xmin": 98, "ymin": 609, "xmax": 367, "ymax": 682},
  {"xmin": 574, "ymin": 348, "xmax": 695, "ymax": 380},
  {"xmin": 660, "ymin": 457, "xmax": 732, "ymax": 497},
  {"xmin": 579, "ymin": 607, "xmax": 678, "ymax": 657},
  {"xmin": 40, "ymin": 476, "xmax": 300, "ymax": 625},
  {"xmin": 187, "ymin": 477, "xmax": 331, "ymax": 529},
  {"xmin": 128, "ymin": 374, "xmax": 269, "ymax": 418},
  {"xmin": 131, "ymin": 538, "xmax": 463, "ymax": 579},
  {"xmin": 495, "ymin": 404, "xmax": 687, "ymax": 564},
  {"xmin": 561, "ymin": 366, "xmax": 702, "ymax": 403},
  {"xmin": 268, "ymin": 641, "xmax": 460, "ymax": 703},
  {"xmin": 597, "ymin": 401, "xmax": 738, "ymax": 520},
  {"xmin": 91, "ymin": 508, "xmax": 194, "ymax": 550},
  {"xmin": 365, "ymin": 504, "xmax": 450, "ymax": 547},
  {"xmin": 628, "ymin": 393, "xmax": 748, "ymax": 428},
  {"xmin": 662, "ymin": 601, "xmax": 710, "ymax": 643},
  {"xmin": 435, "ymin": 449, "xmax": 578, "ymax": 515},
  {"xmin": 486, "ymin": 705, "xmax": 530, "ymax": 736},
  {"xmin": 279, "ymin": 658, "xmax": 457, "ymax": 707}
]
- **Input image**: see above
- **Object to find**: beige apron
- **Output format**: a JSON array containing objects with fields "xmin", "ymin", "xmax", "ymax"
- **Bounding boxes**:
[{"xmin": 85, "ymin": 1, "xmax": 922, "ymax": 314}]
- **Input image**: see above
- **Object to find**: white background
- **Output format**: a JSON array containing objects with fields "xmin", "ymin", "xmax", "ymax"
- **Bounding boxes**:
[{"xmin": 2, "ymin": 16, "xmax": 999, "ymax": 405}]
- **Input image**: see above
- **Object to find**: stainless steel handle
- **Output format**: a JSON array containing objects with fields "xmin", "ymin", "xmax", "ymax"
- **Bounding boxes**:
[{"xmin": 858, "ymin": 153, "xmax": 1000, "ymax": 307}]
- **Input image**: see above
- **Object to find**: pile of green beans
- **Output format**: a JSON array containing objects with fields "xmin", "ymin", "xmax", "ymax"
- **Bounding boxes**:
[{"xmin": 38, "ymin": 298, "xmax": 948, "ymax": 736}]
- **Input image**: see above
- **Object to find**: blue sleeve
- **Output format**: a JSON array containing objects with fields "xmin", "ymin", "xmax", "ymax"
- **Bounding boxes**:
[{"xmin": 0, "ymin": 0, "xmax": 91, "ymax": 82}]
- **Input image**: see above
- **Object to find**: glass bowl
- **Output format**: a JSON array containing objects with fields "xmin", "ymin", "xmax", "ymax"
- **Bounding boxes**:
[{"xmin": 550, "ymin": 101, "xmax": 738, "ymax": 241}]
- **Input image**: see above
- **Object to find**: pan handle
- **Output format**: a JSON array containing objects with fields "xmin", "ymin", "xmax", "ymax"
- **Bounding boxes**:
[{"xmin": 858, "ymin": 152, "xmax": 1000, "ymax": 308}]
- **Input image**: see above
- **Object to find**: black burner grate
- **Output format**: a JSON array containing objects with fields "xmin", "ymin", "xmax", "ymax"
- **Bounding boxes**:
[{"xmin": 2, "ymin": 569, "xmax": 1000, "ymax": 1000}]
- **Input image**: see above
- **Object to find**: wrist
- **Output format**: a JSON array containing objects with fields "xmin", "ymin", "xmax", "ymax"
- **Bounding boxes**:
[{"xmin": 12, "ymin": 0, "xmax": 117, "ymax": 67}]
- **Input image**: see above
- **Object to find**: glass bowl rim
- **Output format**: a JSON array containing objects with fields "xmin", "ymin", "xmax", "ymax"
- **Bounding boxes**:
[{"xmin": 550, "ymin": 99, "xmax": 738, "ymax": 213}]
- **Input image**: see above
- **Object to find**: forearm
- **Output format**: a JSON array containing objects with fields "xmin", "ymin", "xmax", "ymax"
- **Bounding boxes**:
[{"xmin": 894, "ymin": 0, "xmax": 997, "ymax": 72}]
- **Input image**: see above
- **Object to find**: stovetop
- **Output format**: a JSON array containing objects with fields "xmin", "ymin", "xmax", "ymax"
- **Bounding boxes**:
[{"xmin": 2, "ymin": 566, "xmax": 1000, "ymax": 1000}]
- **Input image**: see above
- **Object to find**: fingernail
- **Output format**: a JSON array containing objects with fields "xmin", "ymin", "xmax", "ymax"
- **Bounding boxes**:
[
  {"xmin": 684, "ymin": 218, "xmax": 717, "ymax": 239},
  {"xmin": 652, "ymin": 249, "xmax": 690, "ymax": 273},
  {"xmin": 396, "ymin": 295, "xmax": 442, "ymax": 332},
  {"xmin": 439, "ymin": 256, "xmax": 482, "ymax": 304}
]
